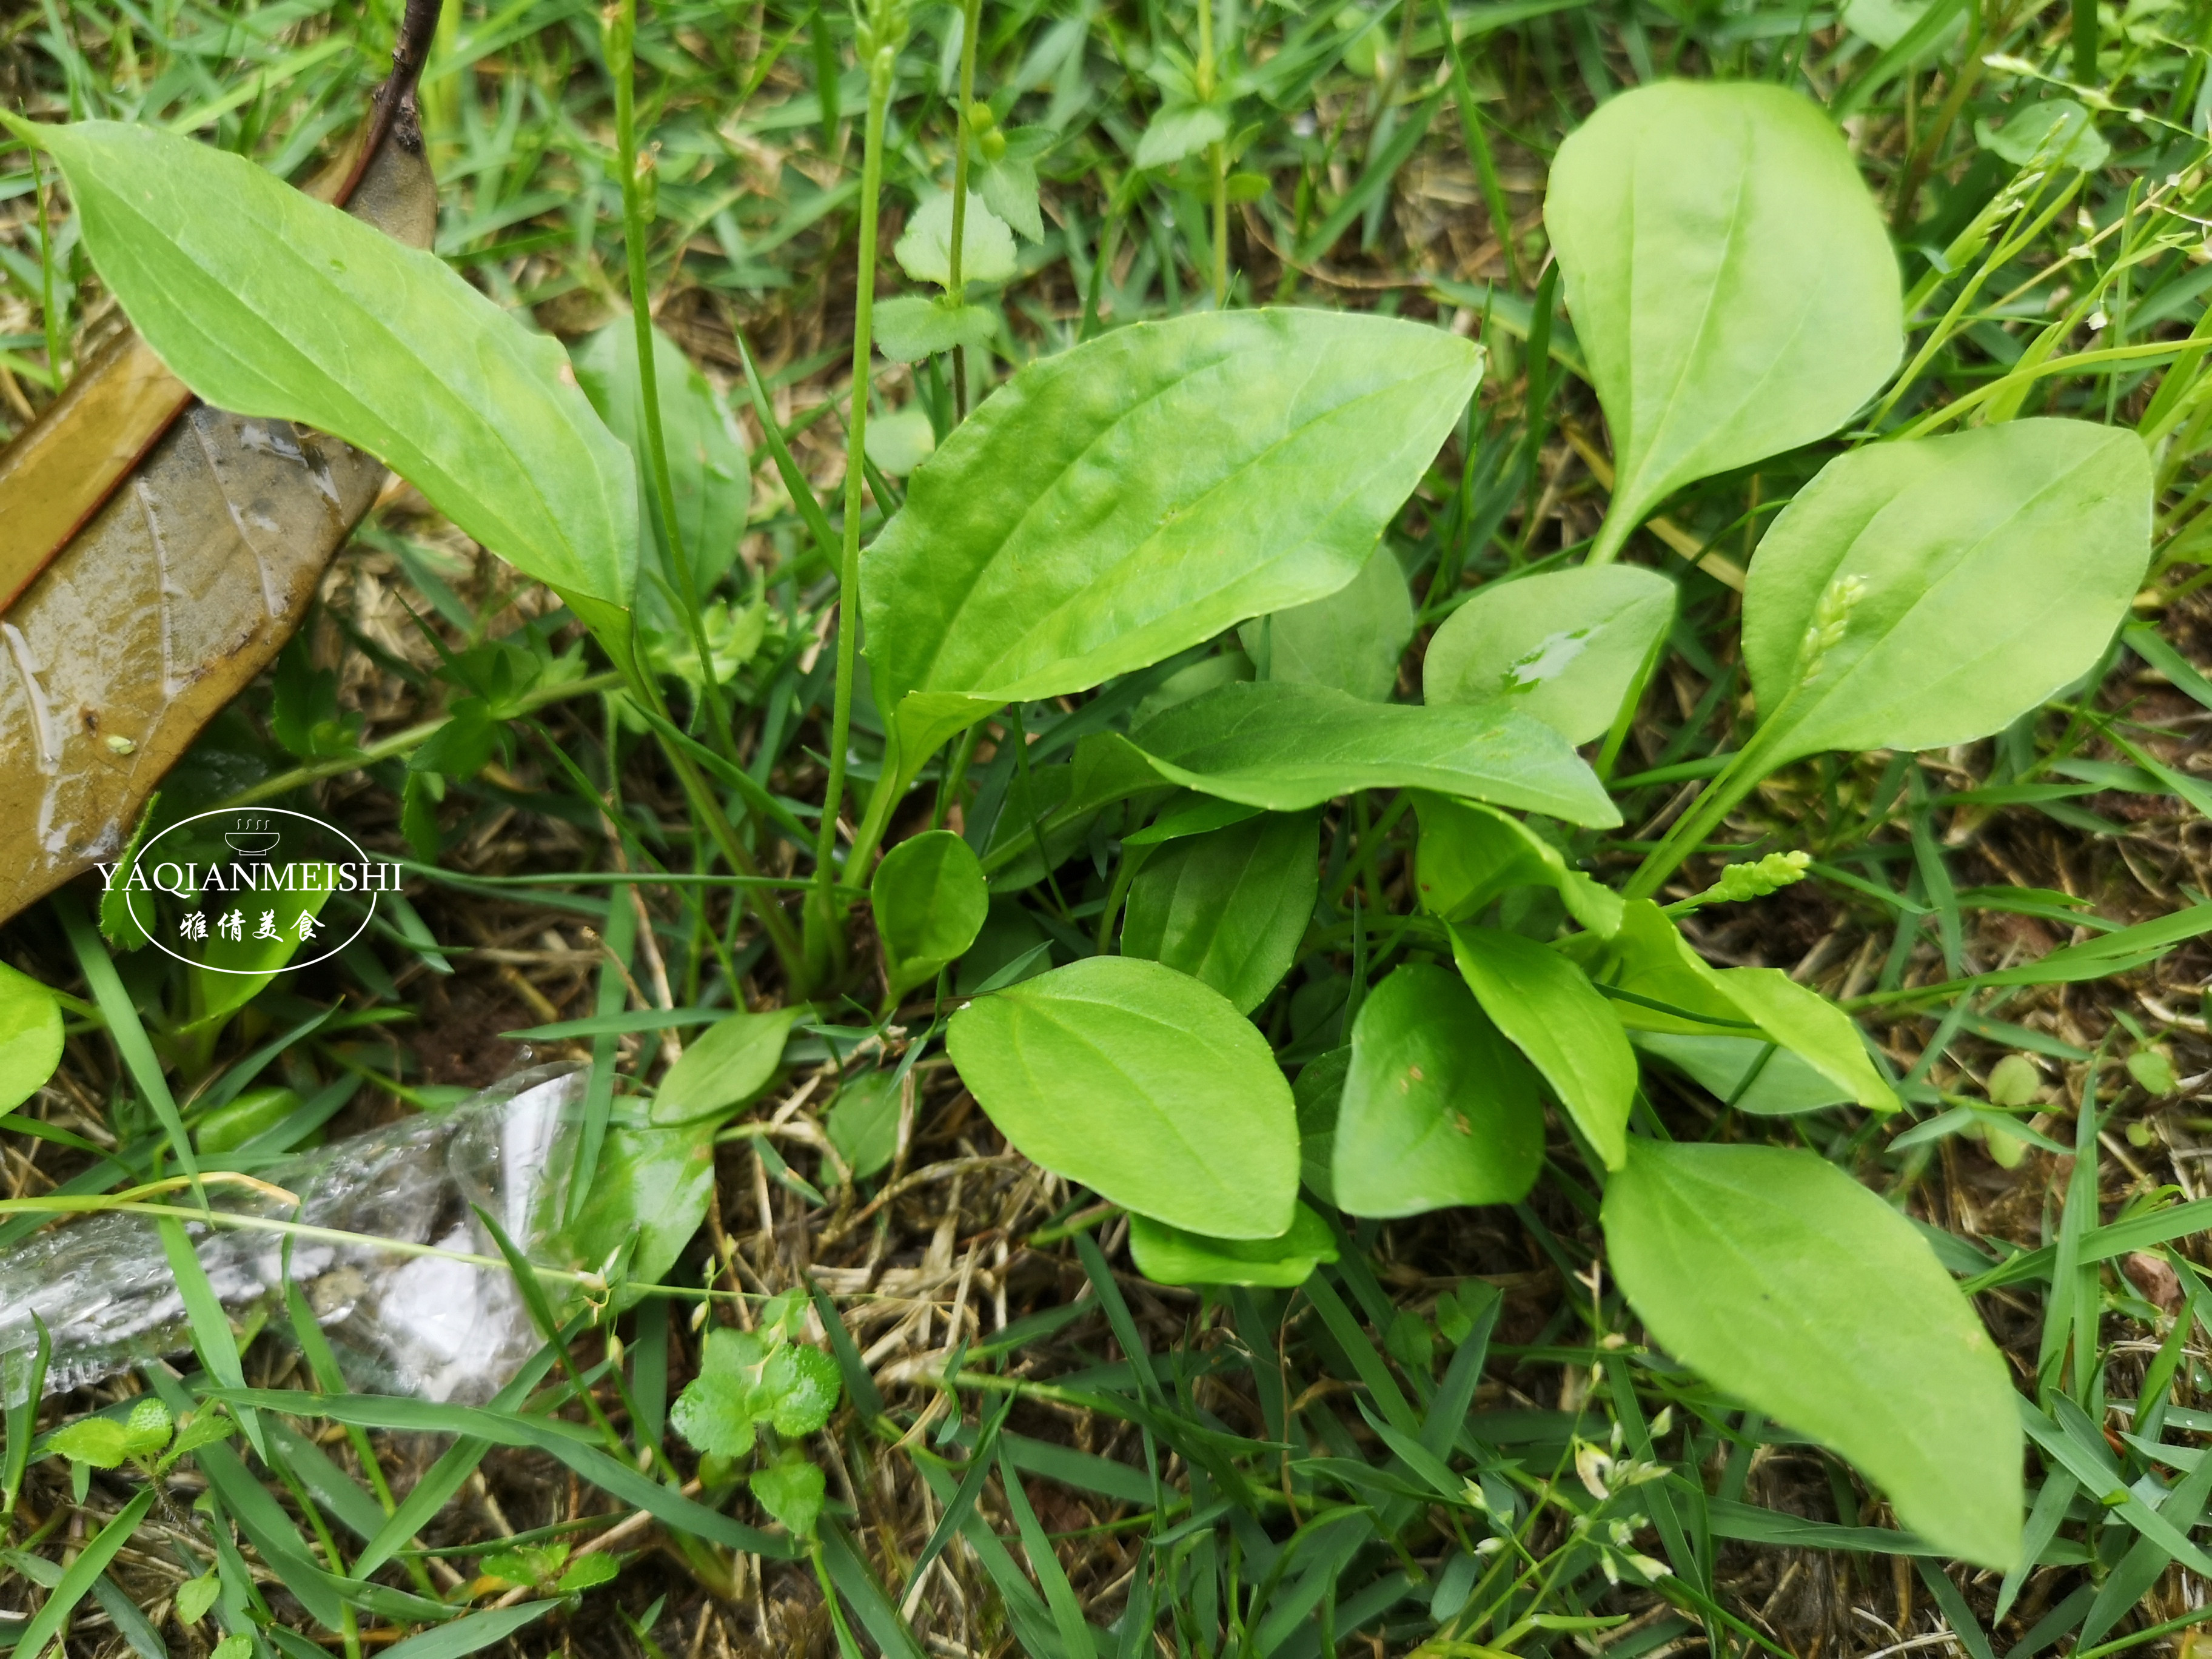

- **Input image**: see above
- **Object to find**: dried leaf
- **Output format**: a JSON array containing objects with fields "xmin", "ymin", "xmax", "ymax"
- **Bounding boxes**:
[{"xmin": 0, "ymin": 130, "xmax": 438, "ymax": 925}]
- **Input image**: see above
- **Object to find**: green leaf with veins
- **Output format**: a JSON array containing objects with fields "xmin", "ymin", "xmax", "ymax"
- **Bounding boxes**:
[
  {"xmin": 1423, "ymin": 566, "xmax": 1676, "ymax": 744},
  {"xmin": 22, "ymin": 119, "xmax": 637, "ymax": 642},
  {"xmin": 1449, "ymin": 925, "xmax": 1634, "ymax": 1171},
  {"xmin": 652, "ymin": 1008, "xmax": 802, "ymax": 1125},
  {"xmin": 862, "ymin": 310, "xmax": 1480, "ymax": 732},
  {"xmin": 1122, "ymin": 811, "xmax": 1319, "ymax": 1014},
  {"xmin": 1125, "ymin": 682, "xmax": 1620, "ymax": 825},
  {"xmin": 1562, "ymin": 902, "xmax": 1896, "ymax": 1113},
  {"xmin": 751, "ymin": 1456, "xmax": 828, "ymax": 1538},
  {"xmin": 946, "ymin": 956, "xmax": 1298, "ymax": 1238},
  {"xmin": 1332, "ymin": 964, "xmax": 1543, "ymax": 1217},
  {"xmin": 1741, "ymin": 420, "xmax": 2152, "ymax": 765},
  {"xmin": 1545, "ymin": 82, "xmax": 1902, "ymax": 562},
  {"xmin": 1603, "ymin": 1139, "xmax": 2021, "ymax": 1567}
]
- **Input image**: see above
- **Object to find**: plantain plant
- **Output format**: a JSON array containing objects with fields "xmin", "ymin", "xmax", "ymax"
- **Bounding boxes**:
[{"xmin": 16, "ymin": 61, "xmax": 2174, "ymax": 1579}]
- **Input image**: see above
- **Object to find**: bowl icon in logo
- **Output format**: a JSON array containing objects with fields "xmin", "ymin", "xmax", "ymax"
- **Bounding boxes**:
[{"xmin": 224, "ymin": 818, "xmax": 281, "ymax": 858}]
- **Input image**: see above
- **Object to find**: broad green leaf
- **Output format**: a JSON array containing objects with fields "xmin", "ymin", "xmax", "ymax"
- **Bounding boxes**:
[
  {"xmin": 1239, "ymin": 546, "xmax": 1415, "ymax": 702},
  {"xmin": 1423, "ymin": 566, "xmax": 1676, "ymax": 743},
  {"xmin": 873, "ymin": 297, "xmax": 998, "ymax": 364},
  {"xmin": 1136, "ymin": 103, "xmax": 1228, "ymax": 169},
  {"xmin": 862, "ymin": 311, "xmax": 1481, "ymax": 723},
  {"xmin": 560, "ymin": 1118, "xmax": 718, "ymax": 1302},
  {"xmin": 1410, "ymin": 793, "xmax": 1623, "ymax": 934},
  {"xmin": 1448, "ymin": 926, "xmax": 1633, "ymax": 1170},
  {"xmin": 1546, "ymin": 84, "xmax": 1903, "ymax": 562},
  {"xmin": 825, "ymin": 1069, "xmax": 902, "ymax": 1183},
  {"xmin": 1332, "ymin": 964, "xmax": 1543, "ymax": 1217},
  {"xmin": 752, "ymin": 1457, "xmax": 828, "ymax": 1537},
  {"xmin": 945, "ymin": 957, "xmax": 1296, "ymax": 1238},
  {"xmin": 1122, "ymin": 811, "xmax": 1319, "ymax": 1013},
  {"xmin": 0, "ymin": 962, "xmax": 62, "ymax": 1114},
  {"xmin": 1127, "ymin": 682, "xmax": 1620, "ymax": 825},
  {"xmin": 27, "ymin": 120, "xmax": 637, "ymax": 640},
  {"xmin": 1128, "ymin": 1202, "xmax": 1339, "ymax": 1289},
  {"xmin": 1977, "ymin": 99, "xmax": 2108, "ymax": 171},
  {"xmin": 1742, "ymin": 420, "xmax": 2153, "ymax": 763},
  {"xmin": 874, "ymin": 831, "xmax": 989, "ymax": 997},
  {"xmin": 1603, "ymin": 1139, "xmax": 2022, "ymax": 1567},
  {"xmin": 652, "ymin": 1008, "xmax": 802, "ymax": 1125},
  {"xmin": 894, "ymin": 192, "xmax": 1019, "ymax": 287},
  {"xmin": 1631, "ymin": 1033, "xmax": 1852, "ymax": 1114},
  {"xmin": 1563, "ymin": 902, "xmax": 1896, "ymax": 1112},
  {"xmin": 572, "ymin": 317, "xmax": 747, "ymax": 631}
]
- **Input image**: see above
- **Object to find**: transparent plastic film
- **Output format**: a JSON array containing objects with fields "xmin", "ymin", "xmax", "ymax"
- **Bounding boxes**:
[{"xmin": 0, "ymin": 1064, "xmax": 589, "ymax": 1407}]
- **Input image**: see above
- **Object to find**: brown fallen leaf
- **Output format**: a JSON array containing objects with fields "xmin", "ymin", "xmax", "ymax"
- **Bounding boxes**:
[{"xmin": 0, "ymin": 1, "xmax": 442, "ymax": 927}]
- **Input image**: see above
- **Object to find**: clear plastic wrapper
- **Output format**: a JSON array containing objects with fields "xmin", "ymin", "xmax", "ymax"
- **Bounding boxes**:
[{"xmin": 0, "ymin": 1064, "xmax": 587, "ymax": 1407}]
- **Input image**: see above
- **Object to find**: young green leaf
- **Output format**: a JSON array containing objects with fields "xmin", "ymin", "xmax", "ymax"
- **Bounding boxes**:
[
  {"xmin": 651, "ymin": 1008, "xmax": 802, "ymax": 1125},
  {"xmin": 945, "ymin": 957, "xmax": 1298, "ymax": 1237},
  {"xmin": 45, "ymin": 1416, "xmax": 132, "ymax": 1469},
  {"xmin": 1127, "ymin": 682, "xmax": 1620, "ymax": 825},
  {"xmin": 1411, "ymin": 793, "xmax": 1623, "ymax": 936},
  {"xmin": 1238, "ymin": 546, "xmax": 1415, "ymax": 702},
  {"xmin": 557, "ymin": 1552, "xmax": 621, "ymax": 1593},
  {"xmin": 1546, "ymin": 83, "xmax": 1903, "ymax": 562},
  {"xmin": 751, "ymin": 1456, "xmax": 828, "ymax": 1538},
  {"xmin": 1742, "ymin": 420, "xmax": 2153, "ymax": 763},
  {"xmin": 176, "ymin": 1572, "xmax": 221, "ymax": 1624},
  {"xmin": 1135, "ymin": 104, "xmax": 1228, "ymax": 169},
  {"xmin": 1121, "ymin": 811, "xmax": 1319, "ymax": 1013},
  {"xmin": 672, "ymin": 1328, "xmax": 773, "ymax": 1458},
  {"xmin": 862, "ymin": 310, "xmax": 1481, "ymax": 728},
  {"xmin": 0, "ymin": 963, "xmax": 62, "ymax": 1114},
  {"xmin": 1332, "ymin": 964, "xmax": 1543, "ymax": 1217},
  {"xmin": 1603, "ymin": 1139, "xmax": 2022, "ymax": 1567},
  {"xmin": 1128, "ymin": 1201, "xmax": 1339, "ymax": 1288},
  {"xmin": 874, "ymin": 831, "xmax": 990, "ymax": 998},
  {"xmin": 1448, "ymin": 925, "xmax": 1634, "ymax": 1170},
  {"xmin": 1423, "ymin": 566, "xmax": 1677, "ymax": 744},
  {"xmin": 978, "ymin": 155, "xmax": 1044, "ymax": 242},
  {"xmin": 873, "ymin": 296, "xmax": 998, "ymax": 364},
  {"xmin": 22, "ymin": 120, "xmax": 637, "ymax": 640},
  {"xmin": 571, "ymin": 316, "xmax": 748, "ymax": 629},
  {"xmin": 894, "ymin": 192, "xmax": 1019, "ymax": 287}
]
